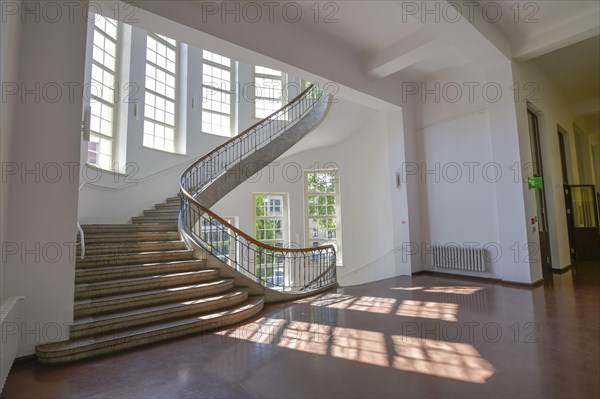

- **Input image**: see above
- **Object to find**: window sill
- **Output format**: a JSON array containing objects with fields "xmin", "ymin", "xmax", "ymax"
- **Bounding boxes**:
[
  {"xmin": 200, "ymin": 130, "xmax": 233, "ymax": 138},
  {"xmin": 84, "ymin": 163, "xmax": 128, "ymax": 177},
  {"xmin": 142, "ymin": 145, "xmax": 187, "ymax": 157}
]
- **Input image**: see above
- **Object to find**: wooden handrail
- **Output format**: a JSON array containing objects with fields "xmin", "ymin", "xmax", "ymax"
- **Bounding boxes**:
[
  {"xmin": 180, "ymin": 84, "xmax": 335, "ymax": 254},
  {"xmin": 181, "ymin": 192, "xmax": 335, "ymax": 254}
]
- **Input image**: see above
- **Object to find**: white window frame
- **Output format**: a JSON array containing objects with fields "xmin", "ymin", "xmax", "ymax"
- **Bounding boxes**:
[
  {"xmin": 253, "ymin": 66, "xmax": 287, "ymax": 120},
  {"xmin": 143, "ymin": 33, "xmax": 179, "ymax": 153},
  {"xmin": 254, "ymin": 193, "xmax": 289, "ymax": 247},
  {"xmin": 88, "ymin": 14, "xmax": 120, "ymax": 171},
  {"xmin": 304, "ymin": 169, "xmax": 342, "ymax": 265},
  {"xmin": 201, "ymin": 50, "xmax": 235, "ymax": 137}
]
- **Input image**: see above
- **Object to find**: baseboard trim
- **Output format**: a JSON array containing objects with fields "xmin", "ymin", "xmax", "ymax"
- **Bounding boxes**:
[
  {"xmin": 552, "ymin": 265, "xmax": 572, "ymax": 274},
  {"xmin": 411, "ymin": 270, "xmax": 544, "ymax": 288},
  {"xmin": 13, "ymin": 354, "xmax": 37, "ymax": 365}
]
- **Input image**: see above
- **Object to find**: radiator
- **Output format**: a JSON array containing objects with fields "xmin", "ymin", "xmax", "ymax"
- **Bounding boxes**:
[
  {"xmin": 432, "ymin": 246, "xmax": 487, "ymax": 272},
  {"xmin": 1, "ymin": 297, "xmax": 24, "ymax": 393}
]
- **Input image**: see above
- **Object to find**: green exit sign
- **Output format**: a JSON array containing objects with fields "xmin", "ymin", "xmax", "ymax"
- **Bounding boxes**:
[{"xmin": 528, "ymin": 176, "xmax": 543, "ymax": 189}]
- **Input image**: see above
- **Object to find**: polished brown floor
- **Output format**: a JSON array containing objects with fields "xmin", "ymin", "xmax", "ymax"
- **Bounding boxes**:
[{"xmin": 3, "ymin": 262, "xmax": 599, "ymax": 398}]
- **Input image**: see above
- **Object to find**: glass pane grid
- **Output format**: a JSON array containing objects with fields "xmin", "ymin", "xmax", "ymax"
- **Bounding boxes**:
[
  {"xmin": 305, "ymin": 171, "xmax": 341, "ymax": 263},
  {"xmin": 202, "ymin": 51, "xmax": 233, "ymax": 137},
  {"xmin": 87, "ymin": 15, "xmax": 118, "ymax": 168},
  {"xmin": 144, "ymin": 33, "xmax": 177, "ymax": 152},
  {"xmin": 255, "ymin": 65, "xmax": 282, "ymax": 76},
  {"xmin": 203, "ymin": 50, "xmax": 231, "ymax": 67}
]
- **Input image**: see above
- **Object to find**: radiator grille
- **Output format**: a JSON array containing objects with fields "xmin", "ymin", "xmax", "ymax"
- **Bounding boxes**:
[{"xmin": 432, "ymin": 246, "xmax": 487, "ymax": 272}]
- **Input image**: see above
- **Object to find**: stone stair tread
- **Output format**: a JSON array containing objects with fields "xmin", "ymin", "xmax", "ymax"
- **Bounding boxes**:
[
  {"xmin": 82, "ymin": 240, "xmax": 185, "ymax": 248},
  {"xmin": 83, "ymin": 223, "xmax": 178, "ymax": 228},
  {"xmin": 75, "ymin": 289, "xmax": 249, "ymax": 324},
  {"xmin": 74, "ymin": 279, "xmax": 234, "ymax": 306},
  {"xmin": 76, "ymin": 259, "xmax": 205, "ymax": 276},
  {"xmin": 81, "ymin": 232, "xmax": 181, "ymax": 243},
  {"xmin": 76, "ymin": 259, "xmax": 198, "ymax": 272},
  {"xmin": 77, "ymin": 242, "xmax": 187, "ymax": 255},
  {"xmin": 77, "ymin": 249, "xmax": 193, "ymax": 261},
  {"xmin": 37, "ymin": 296, "xmax": 264, "ymax": 355},
  {"xmin": 76, "ymin": 270, "xmax": 217, "ymax": 289}
]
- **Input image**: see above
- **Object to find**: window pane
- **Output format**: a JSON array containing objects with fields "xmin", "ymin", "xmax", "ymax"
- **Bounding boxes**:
[
  {"xmin": 144, "ymin": 33, "xmax": 177, "ymax": 152},
  {"xmin": 202, "ymin": 50, "xmax": 233, "ymax": 137},
  {"xmin": 88, "ymin": 14, "xmax": 119, "ymax": 168}
]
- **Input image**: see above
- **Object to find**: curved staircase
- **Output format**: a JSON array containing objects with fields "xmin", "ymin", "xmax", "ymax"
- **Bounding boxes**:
[
  {"xmin": 37, "ymin": 197, "xmax": 264, "ymax": 364},
  {"xmin": 36, "ymin": 84, "xmax": 335, "ymax": 364}
]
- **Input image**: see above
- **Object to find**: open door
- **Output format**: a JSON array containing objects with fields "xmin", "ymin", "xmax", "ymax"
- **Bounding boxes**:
[
  {"xmin": 527, "ymin": 110, "xmax": 553, "ymax": 274},
  {"xmin": 565, "ymin": 185, "xmax": 600, "ymax": 261}
]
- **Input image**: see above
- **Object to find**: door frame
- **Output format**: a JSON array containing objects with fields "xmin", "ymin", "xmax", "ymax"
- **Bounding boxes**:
[{"xmin": 527, "ymin": 108, "xmax": 553, "ymax": 273}]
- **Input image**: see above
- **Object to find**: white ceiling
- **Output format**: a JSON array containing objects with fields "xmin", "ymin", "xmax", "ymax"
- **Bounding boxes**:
[
  {"xmin": 293, "ymin": 1, "xmax": 424, "ymax": 56},
  {"xmin": 129, "ymin": 1, "xmax": 599, "ymax": 108},
  {"xmin": 478, "ymin": 0, "xmax": 599, "ymax": 44},
  {"xmin": 576, "ymin": 113, "xmax": 600, "ymax": 135},
  {"xmin": 533, "ymin": 35, "xmax": 600, "ymax": 104}
]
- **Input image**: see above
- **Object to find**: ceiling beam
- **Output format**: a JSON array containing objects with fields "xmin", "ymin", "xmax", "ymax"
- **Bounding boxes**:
[
  {"xmin": 366, "ymin": 30, "xmax": 448, "ymax": 79},
  {"xmin": 513, "ymin": 12, "xmax": 600, "ymax": 61},
  {"xmin": 393, "ymin": 1, "xmax": 509, "ymax": 69}
]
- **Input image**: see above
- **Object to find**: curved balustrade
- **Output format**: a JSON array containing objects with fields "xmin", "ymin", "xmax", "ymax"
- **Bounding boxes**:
[{"xmin": 180, "ymin": 84, "xmax": 336, "ymax": 293}]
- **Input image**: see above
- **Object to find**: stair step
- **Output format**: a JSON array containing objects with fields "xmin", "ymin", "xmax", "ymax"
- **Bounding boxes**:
[
  {"xmin": 71, "ymin": 290, "xmax": 249, "ymax": 339},
  {"xmin": 77, "ymin": 241, "xmax": 187, "ymax": 256},
  {"xmin": 155, "ymin": 203, "xmax": 181, "ymax": 210},
  {"xmin": 81, "ymin": 231, "xmax": 181, "ymax": 244},
  {"xmin": 165, "ymin": 196, "xmax": 181, "ymax": 203},
  {"xmin": 82, "ymin": 224, "xmax": 178, "ymax": 234},
  {"xmin": 76, "ymin": 250, "xmax": 195, "ymax": 269},
  {"xmin": 74, "ymin": 279, "xmax": 235, "ymax": 318},
  {"xmin": 74, "ymin": 269, "xmax": 219, "ymax": 300},
  {"xmin": 75, "ymin": 259, "xmax": 206, "ymax": 284},
  {"xmin": 132, "ymin": 216, "xmax": 179, "ymax": 224},
  {"xmin": 144, "ymin": 209, "xmax": 180, "ymax": 216},
  {"xmin": 37, "ymin": 296, "xmax": 265, "ymax": 364}
]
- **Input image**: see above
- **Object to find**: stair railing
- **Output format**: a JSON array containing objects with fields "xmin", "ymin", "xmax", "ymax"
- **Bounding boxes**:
[{"xmin": 180, "ymin": 84, "xmax": 336, "ymax": 292}]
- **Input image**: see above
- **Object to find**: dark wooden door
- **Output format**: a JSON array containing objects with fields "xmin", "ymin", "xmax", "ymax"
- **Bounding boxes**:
[
  {"xmin": 566, "ymin": 185, "xmax": 600, "ymax": 261},
  {"xmin": 527, "ymin": 110, "xmax": 552, "ymax": 273}
]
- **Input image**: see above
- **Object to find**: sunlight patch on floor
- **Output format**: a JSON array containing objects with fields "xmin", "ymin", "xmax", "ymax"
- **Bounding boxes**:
[
  {"xmin": 396, "ymin": 300, "xmax": 459, "ymax": 321},
  {"xmin": 392, "ymin": 335, "xmax": 495, "ymax": 383},
  {"xmin": 215, "ymin": 317, "xmax": 495, "ymax": 383},
  {"xmin": 423, "ymin": 286, "xmax": 485, "ymax": 295},
  {"xmin": 305, "ymin": 294, "xmax": 397, "ymax": 314}
]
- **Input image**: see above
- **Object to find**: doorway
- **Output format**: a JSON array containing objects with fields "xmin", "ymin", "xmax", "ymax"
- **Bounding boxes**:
[
  {"xmin": 527, "ymin": 110, "xmax": 552, "ymax": 274},
  {"xmin": 558, "ymin": 130, "xmax": 576, "ymax": 263},
  {"xmin": 565, "ymin": 185, "xmax": 600, "ymax": 261}
]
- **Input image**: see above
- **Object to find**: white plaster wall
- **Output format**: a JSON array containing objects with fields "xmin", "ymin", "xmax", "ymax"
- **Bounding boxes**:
[
  {"xmin": 77, "ymin": 26, "xmax": 303, "ymax": 223},
  {"xmin": 0, "ymin": 0, "xmax": 24, "ymax": 301},
  {"xmin": 2, "ymin": 2, "xmax": 89, "ymax": 356},
  {"xmin": 212, "ymin": 110, "xmax": 405, "ymax": 287}
]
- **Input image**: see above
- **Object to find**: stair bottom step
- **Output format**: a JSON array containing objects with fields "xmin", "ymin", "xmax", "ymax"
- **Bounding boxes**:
[
  {"xmin": 71, "ymin": 289, "xmax": 249, "ymax": 339},
  {"xmin": 36, "ymin": 297, "xmax": 265, "ymax": 364}
]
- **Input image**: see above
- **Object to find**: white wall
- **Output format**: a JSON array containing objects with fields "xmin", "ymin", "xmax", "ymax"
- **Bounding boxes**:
[
  {"xmin": 212, "ymin": 109, "xmax": 409, "ymax": 287},
  {"xmin": 0, "ymin": 0, "xmax": 24, "ymax": 297},
  {"xmin": 409, "ymin": 64, "xmax": 502, "ymax": 279},
  {"xmin": 77, "ymin": 24, "xmax": 302, "ymax": 223},
  {"xmin": 2, "ymin": 2, "xmax": 89, "ymax": 356},
  {"xmin": 405, "ymin": 62, "xmax": 542, "ymax": 284},
  {"xmin": 513, "ymin": 60, "xmax": 584, "ymax": 270}
]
